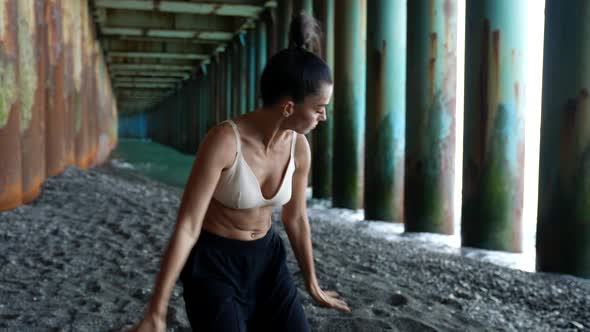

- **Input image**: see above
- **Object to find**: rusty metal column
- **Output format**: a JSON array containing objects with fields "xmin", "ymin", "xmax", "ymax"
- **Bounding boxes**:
[
  {"xmin": 277, "ymin": 0, "xmax": 293, "ymax": 50},
  {"xmin": 537, "ymin": 1, "xmax": 590, "ymax": 278},
  {"xmin": 45, "ymin": 0, "xmax": 66, "ymax": 177},
  {"xmin": 63, "ymin": 1, "xmax": 75, "ymax": 165},
  {"xmin": 20, "ymin": 0, "xmax": 46, "ymax": 203},
  {"xmin": 311, "ymin": 0, "xmax": 334, "ymax": 199},
  {"xmin": 247, "ymin": 29, "xmax": 256, "ymax": 112},
  {"xmin": 0, "ymin": 0, "xmax": 22, "ymax": 211},
  {"xmin": 363, "ymin": 0, "xmax": 406, "ymax": 221},
  {"xmin": 255, "ymin": 19, "xmax": 267, "ymax": 108},
  {"xmin": 293, "ymin": 0, "xmax": 313, "ymax": 15},
  {"xmin": 462, "ymin": 0, "xmax": 527, "ymax": 252},
  {"xmin": 405, "ymin": 0, "xmax": 457, "ymax": 233},
  {"xmin": 333, "ymin": 0, "xmax": 366, "ymax": 209}
]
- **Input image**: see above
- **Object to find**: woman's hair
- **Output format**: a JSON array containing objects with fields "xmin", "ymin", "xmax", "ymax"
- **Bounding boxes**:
[{"xmin": 259, "ymin": 13, "xmax": 333, "ymax": 106}]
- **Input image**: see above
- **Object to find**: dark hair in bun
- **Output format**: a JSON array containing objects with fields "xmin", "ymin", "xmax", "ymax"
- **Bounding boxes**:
[{"xmin": 259, "ymin": 13, "xmax": 332, "ymax": 106}]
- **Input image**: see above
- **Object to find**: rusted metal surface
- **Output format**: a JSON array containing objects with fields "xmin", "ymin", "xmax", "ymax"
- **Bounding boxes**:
[
  {"xmin": 405, "ymin": 0, "xmax": 457, "ymax": 233},
  {"xmin": 0, "ymin": 0, "xmax": 22, "ymax": 211},
  {"xmin": 45, "ymin": 0, "xmax": 66, "ymax": 177},
  {"xmin": 462, "ymin": 0, "xmax": 527, "ymax": 252},
  {"xmin": 62, "ymin": 0, "xmax": 75, "ymax": 165},
  {"xmin": 537, "ymin": 0, "xmax": 590, "ymax": 278},
  {"xmin": 20, "ymin": 0, "xmax": 46, "ymax": 203},
  {"xmin": 1, "ymin": 0, "xmax": 117, "ymax": 211},
  {"xmin": 333, "ymin": 0, "xmax": 366, "ymax": 209},
  {"xmin": 312, "ymin": 0, "xmax": 333, "ymax": 199},
  {"xmin": 364, "ymin": 0, "xmax": 406, "ymax": 222}
]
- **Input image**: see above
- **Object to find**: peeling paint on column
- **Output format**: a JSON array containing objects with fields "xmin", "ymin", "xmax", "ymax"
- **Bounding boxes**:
[
  {"xmin": 0, "ymin": 0, "xmax": 5, "ymax": 41},
  {"xmin": 17, "ymin": 0, "xmax": 37, "ymax": 132},
  {"xmin": 462, "ymin": 1, "xmax": 527, "ymax": 252},
  {"xmin": 365, "ymin": 0, "xmax": 406, "ymax": 222},
  {"xmin": 405, "ymin": 0, "xmax": 457, "ymax": 234},
  {"xmin": 537, "ymin": 0, "xmax": 590, "ymax": 278},
  {"xmin": 0, "ymin": 62, "xmax": 16, "ymax": 127}
]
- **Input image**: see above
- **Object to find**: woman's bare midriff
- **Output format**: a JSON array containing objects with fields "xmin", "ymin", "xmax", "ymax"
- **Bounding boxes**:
[{"xmin": 200, "ymin": 197, "xmax": 274, "ymax": 241}]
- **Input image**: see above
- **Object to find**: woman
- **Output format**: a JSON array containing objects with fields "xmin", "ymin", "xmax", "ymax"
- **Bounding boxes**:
[{"xmin": 131, "ymin": 13, "xmax": 350, "ymax": 332}]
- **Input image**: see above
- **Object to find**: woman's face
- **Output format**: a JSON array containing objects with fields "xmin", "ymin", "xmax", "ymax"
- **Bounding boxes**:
[{"xmin": 292, "ymin": 83, "xmax": 333, "ymax": 134}]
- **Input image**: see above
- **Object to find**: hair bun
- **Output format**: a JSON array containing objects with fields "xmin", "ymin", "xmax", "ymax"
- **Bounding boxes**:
[{"xmin": 288, "ymin": 12, "xmax": 321, "ymax": 54}]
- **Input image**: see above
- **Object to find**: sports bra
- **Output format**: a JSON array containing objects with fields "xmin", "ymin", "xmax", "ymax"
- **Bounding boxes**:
[{"xmin": 212, "ymin": 120, "xmax": 297, "ymax": 209}]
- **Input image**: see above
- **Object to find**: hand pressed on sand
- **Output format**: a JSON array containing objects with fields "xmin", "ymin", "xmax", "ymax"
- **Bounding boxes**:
[{"xmin": 311, "ymin": 288, "xmax": 352, "ymax": 313}]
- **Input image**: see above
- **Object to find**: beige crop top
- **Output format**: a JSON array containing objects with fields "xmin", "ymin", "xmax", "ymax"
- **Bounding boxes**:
[{"xmin": 212, "ymin": 120, "xmax": 297, "ymax": 209}]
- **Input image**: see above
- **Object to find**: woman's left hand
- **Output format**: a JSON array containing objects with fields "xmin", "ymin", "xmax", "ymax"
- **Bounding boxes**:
[{"xmin": 309, "ymin": 287, "xmax": 351, "ymax": 313}]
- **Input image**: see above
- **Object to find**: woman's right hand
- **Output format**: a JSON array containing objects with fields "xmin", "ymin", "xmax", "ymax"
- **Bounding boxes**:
[{"xmin": 126, "ymin": 312, "xmax": 166, "ymax": 332}]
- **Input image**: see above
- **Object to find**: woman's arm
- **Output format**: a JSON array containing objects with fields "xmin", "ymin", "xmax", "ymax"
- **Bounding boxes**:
[
  {"xmin": 281, "ymin": 134, "xmax": 351, "ymax": 313},
  {"xmin": 141, "ymin": 124, "xmax": 235, "ymax": 321}
]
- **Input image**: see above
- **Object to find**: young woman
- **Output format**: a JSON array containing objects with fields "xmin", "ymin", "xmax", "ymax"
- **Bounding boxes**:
[{"xmin": 131, "ymin": 13, "xmax": 350, "ymax": 332}]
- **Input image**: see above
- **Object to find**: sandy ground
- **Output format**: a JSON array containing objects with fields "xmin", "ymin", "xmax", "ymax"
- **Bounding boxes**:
[{"xmin": 0, "ymin": 163, "xmax": 589, "ymax": 332}]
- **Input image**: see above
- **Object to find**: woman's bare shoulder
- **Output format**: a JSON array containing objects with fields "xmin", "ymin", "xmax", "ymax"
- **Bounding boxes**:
[
  {"xmin": 293, "ymin": 132, "xmax": 310, "ymax": 169},
  {"xmin": 196, "ymin": 121, "xmax": 238, "ymax": 170}
]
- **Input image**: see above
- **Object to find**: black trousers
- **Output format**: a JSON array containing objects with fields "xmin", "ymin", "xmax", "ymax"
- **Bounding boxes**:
[{"xmin": 179, "ymin": 226, "xmax": 310, "ymax": 332}]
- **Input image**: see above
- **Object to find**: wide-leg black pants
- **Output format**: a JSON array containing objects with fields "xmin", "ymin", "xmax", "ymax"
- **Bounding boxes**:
[{"xmin": 179, "ymin": 226, "xmax": 310, "ymax": 332}]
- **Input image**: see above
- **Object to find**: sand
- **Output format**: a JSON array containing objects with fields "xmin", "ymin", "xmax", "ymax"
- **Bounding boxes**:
[{"xmin": 0, "ymin": 163, "xmax": 589, "ymax": 332}]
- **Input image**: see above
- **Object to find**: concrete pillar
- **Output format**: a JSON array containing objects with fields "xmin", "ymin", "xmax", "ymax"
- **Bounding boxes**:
[
  {"xmin": 364, "ymin": 0, "xmax": 406, "ymax": 222},
  {"xmin": 537, "ymin": 0, "xmax": 590, "ymax": 278},
  {"xmin": 405, "ymin": 0, "xmax": 457, "ymax": 233},
  {"xmin": 333, "ymin": 0, "xmax": 366, "ymax": 209},
  {"xmin": 462, "ymin": 0, "xmax": 527, "ymax": 252},
  {"xmin": 312, "ymin": 0, "xmax": 334, "ymax": 199}
]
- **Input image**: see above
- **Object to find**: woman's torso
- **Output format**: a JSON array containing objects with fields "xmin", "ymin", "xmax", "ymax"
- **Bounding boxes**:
[{"xmin": 201, "ymin": 118, "xmax": 296, "ymax": 241}]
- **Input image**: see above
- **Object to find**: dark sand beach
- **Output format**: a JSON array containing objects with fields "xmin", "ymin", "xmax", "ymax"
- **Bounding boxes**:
[{"xmin": 0, "ymin": 163, "xmax": 589, "ymax": 331}]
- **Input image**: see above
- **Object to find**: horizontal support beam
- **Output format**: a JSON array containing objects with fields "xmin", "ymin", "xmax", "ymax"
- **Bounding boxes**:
[
  {"xmin": 102, "ymin": 9, "xmax": 242, "ymax": 31},
  {"xmin": 114, "ymin": 77, "xmax": 181, "ymax": 83},
  {"xmin": 114, "ymin": 82, "xmax": 177, "ymax": 88},
  {"xmin": 108, "ymin": 51, "xmax": 208, "ymax": 60},
  {"xmin": 101, "ymin": 26, "xmax": 235, "ymax": 41},
  {"xmin": 102, "ymin": 39, "xmax": 215, "ymax": 54},
  {"xmin": 111, "ymin": 71, "xmax": 190, "ymax": 79},
  {"xmin": 102, "ymin": 35, "xmax": 221, "ymax": 45},
  {"xmin": 95, "ymin": 0, "xmax": 268, "ymax": 17},
  {"xmin": 108, "ymin": 64, "xmax": 195, "ymax": 71}
]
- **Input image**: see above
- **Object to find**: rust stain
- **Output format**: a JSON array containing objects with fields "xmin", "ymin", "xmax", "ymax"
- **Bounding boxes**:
[
  {"xmin": 473, "ymin": 19, "xmax": 491, "ymax": 181},
  {"xmin": 372, "ymin": 40, "xmax": 385, "ymax": 120}
]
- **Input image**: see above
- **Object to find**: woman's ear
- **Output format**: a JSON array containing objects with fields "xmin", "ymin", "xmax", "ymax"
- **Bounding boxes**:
[{"xmin": 282, "ymin": 101, "xmax": 295, "ymax": 117}]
